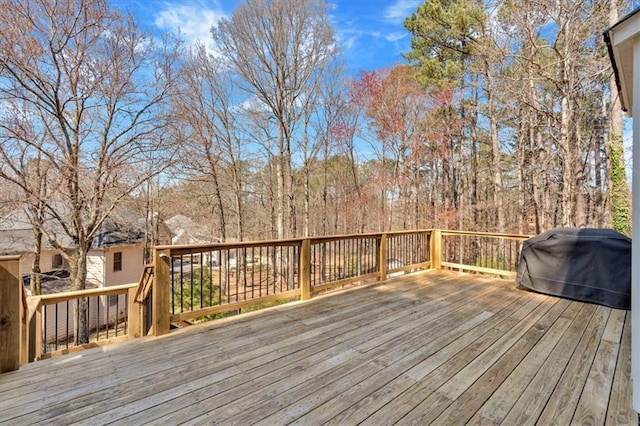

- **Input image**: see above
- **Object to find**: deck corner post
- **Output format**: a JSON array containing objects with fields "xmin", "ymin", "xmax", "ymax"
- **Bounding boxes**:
[
  {"xmin": 299, "ymin": 239, "xmax": 311, "ymax": 301},
  {"xmin": 34, "ymin": 301, "xmax": 42, "ymax": 360},
  {"xmin": 20, "ymin": 284, "xmax": 28, "ymax": 365},
  {"xmin": 378, "ymin": 234, "xmax": 388, "ymax": 281},
  {"xmin": 24, "ymin": 297, "xmax": 39, "ymax": 363},
  {"xmin": 431, "ymin": 229, "xmax": 442, "ymax": 270},
  {"xmin": 152, "ymin": 248, "xmax": 171, "ymax": 336},
  {"xmin": 0, "ymin": 256, "xmax": 21, "ymax": 372}
]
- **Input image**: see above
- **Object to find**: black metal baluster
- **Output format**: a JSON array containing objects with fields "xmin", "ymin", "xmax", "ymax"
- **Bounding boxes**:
[
  {"xmin": 171, "ymin": 256, "xmax": 175, "ymax": 315},
  {"xmin": 97, "ymin": 296, "xmax": 100, "ymax": 341},
  {"xmin": 200, "ymin": 251, "xmax": 204, "ymax": 309},
  {"xmin": 65, "ymin": 301, "xmax": 69, "ymax": 349}
]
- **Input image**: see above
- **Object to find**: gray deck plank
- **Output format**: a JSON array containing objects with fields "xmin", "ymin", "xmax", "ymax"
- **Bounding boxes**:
[{"xmin": 0, "ymin": 270, "xmax": 635, "ymax": 426}]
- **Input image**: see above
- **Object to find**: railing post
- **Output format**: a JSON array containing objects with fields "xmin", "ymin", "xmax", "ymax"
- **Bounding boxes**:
[
  {"xmin": 299, "ymin": 239, "xmax": 311, "ymax": 300},
  {"xmin": 20, "ymin": 285, "xmax": 28, "ymax": 365},
  {"xmin": 128, "ymin": 287, "xmax": 141, "ymax": 338},
  {"xmin": 25, "ymin": 297, "xmax": 39, "ymax": 363},
  {"xmin": 0, "ymin": 256, "xmax": 21, "ymax": 372},
  {"xmin": 152, "ymin": 248, "xmax": 171, "ymax": 336},
  {"xmin": 34, "ymin": 301, "xmax": 42, "ymax": 360},
  {"xmin": 378, "ymin": 234, "xmax": 387, "ymax": 281},
  {"xmin": 431, "ymin": 229, "xmax": 442, "ymax": 269}
]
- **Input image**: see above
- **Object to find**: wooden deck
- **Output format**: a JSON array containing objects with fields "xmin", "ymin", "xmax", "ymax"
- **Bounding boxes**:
[{"xmin": 1, "ymin": 270, "xmax": 636, "ymax": 425}]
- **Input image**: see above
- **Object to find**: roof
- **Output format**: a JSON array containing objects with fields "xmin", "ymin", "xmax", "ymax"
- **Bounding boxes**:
[
  {"xmin": 0, "ymin": 205, "xmax": 148, "ymax": 255},
  {"xmin": 0, "ymin": 208, "xmax": 32, "ymax": 230},
  {"xmin": 604, "ymin": 7, "xmax": 640, "ymax": 115},
  {"xmin": 172, "ymin": 229, "xmax": 221, "ymax": 246},
  {"xmin": 165, "ymin": 214, "xmax": 220, "ymax": 245},
  {"xmin": 0, "ymin": 229, "xmax": 40, "ymax": 255}
]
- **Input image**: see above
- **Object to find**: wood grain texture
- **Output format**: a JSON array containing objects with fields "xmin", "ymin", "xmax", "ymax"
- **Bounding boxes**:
[
  {"xmin": 0, "ymin": 270, "xmax": 635, "ymax": 425},
  {"xmin": 606, "ymin": 313, "xmax": 636, "ymax": 425},
  {"xmin": 0, "ymin": 257, "xmax": 21, "ymax": 373}
]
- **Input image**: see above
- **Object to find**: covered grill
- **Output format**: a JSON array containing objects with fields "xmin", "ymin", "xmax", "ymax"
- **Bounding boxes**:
[{"xmin": 516, "ymin": 228, "xmax": 631, "ymax": 309}]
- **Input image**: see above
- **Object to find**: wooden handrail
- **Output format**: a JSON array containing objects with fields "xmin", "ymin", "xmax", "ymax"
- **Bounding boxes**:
[
  {"xmin": 440, "ymin": 230, "xmax": 531, "ymax": 239},
  {"xmin": 134, "ymin": 264, "xmax": 154, "ymax": 303},
  {"xmin": 37, "ymin": 283, "xmax": 137, "ymax": 306},
  {"xmin": 156, "ymin": 229, "xmax": 435, "ymax": 254}
]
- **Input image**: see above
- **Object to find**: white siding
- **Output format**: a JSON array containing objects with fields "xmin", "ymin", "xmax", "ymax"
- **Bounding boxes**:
[
  {"xmin": 20, "ymin": 250, "xmax": 68, "ymax": 277},
  {"xmin": 86, "ymin": 250, "xmax": 105, "ymax": 287},
  {"xmin": 39, "ymin": 294, "xmax": 128, "ymax": 351},
  {"xmin": 19, "ymin": 253, "xmax": 32, "ymax": 278},
  {"xmin": 104, "ymin": 245, "xmax": 144, "ymax": 287}
]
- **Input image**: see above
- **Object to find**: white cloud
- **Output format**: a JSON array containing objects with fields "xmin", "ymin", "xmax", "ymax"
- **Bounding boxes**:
[
  {"xmin": 384, "ymin": 0, "xmax": 422, "ymax": 24},
  {"xmin": 386, "ymin": 31, "xmax": 408, "ymax": 42},
  {"xmin": 154, "ymin": 2, "xmax": 227, "ymax": 48}
]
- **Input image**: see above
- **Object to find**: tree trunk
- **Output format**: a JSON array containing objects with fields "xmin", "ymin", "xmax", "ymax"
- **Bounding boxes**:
[
  {"xmin": 211, "ymin": 169, "xmax": 227, "ymax": 241},
  {"xmin": 487, "ymin": 78, "xmax": 504, "ymax": 232},
  {"xmin": 69, "ymin": 245, "xmax": 90, "ymax": 345},
  {"xmin": 517, "ymin": 121, "xmax": 526, "ymax": 235},
  {"xmin": 276, "ymin": 127, "xmax": 286, "ymax": 240},
  {"xmin": 303, "ymin": 165, "xmax": 311, "ymax": 237},
  {"xmin": 560, "ymin": 95, "xmax": 572, "ymax": 226},
  {"xmin": 573, "ymin": 123, "xmax": 586, "ymax": 227},
  {"xmin": 31, "ymin": 227, "xmax": 43, "ymax": 295}
]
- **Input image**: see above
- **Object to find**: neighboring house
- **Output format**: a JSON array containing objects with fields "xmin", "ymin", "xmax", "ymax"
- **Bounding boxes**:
[
  {"xmin": 0, "ymin": 206, "xmax": 156, "ymax": 293},
  {"xmin": 0, "ymin": 206, "xmax": 159, "ymax": 346},
  {"xmin": 165, "ymin": 214, "xmax": 224, "ymax": 267},
  {"xmin": 165, "ymin": 214, "xmax": 221, "ymax": 246}
]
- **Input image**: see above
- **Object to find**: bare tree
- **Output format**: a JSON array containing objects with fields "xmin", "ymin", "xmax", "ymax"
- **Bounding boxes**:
[
  {"xmin": 174, "ymin": 45, "xmax": 251, "ymax": 241},
  {"xmin": 0, "ymin": 0, "xmax": 180, "ymax": 342},
  {"xmin": 212, "ymin": 0, "xmax": 338, "ymax": 239}
]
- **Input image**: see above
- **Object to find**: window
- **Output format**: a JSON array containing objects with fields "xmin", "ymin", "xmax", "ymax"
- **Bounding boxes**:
[
  {"xmin": 113, "ymin": 252, "xmax": 122, "ymax": 272},
  {"xmin": 52, "ymin": 253, "xmax": 63, "ymax": 269}
]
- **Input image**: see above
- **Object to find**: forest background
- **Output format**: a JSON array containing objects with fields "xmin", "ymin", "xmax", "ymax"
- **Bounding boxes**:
[{"xmin": 0, "ymin": 0, "xmax": 637, "ymax": 293}]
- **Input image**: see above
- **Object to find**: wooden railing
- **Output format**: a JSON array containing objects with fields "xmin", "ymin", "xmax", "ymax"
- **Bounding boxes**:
[
  {"xmin": 30, "ymin": 284, "xmax": 139, "ymax": 360},
  {"xmin": 2, "ymin": 229, "xmax": 531, "ymax": 369},
  {"xmin": 150, "ymin": 230, "xmax": 434, "ymax": 335},
  {"xmin": 440, "ymin": 230, "xmax": 531, "ymax": 276},
  {"xmin": 0, "ymin": 255, "xmax": 23, "ymax": 372},
  {"xmin": 134, "ymin": 264, "xmax": 154, "ymax": 336}
]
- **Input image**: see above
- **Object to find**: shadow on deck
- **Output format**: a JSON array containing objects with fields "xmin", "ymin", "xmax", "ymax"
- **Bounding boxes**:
[{"xmin": 0, "ymin": 270, "xmax": 636, "ymax": 425}]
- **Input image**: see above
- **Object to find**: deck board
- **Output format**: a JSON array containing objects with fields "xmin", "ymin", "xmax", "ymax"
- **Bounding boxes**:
[
  {"xmin": 0, "ymin": 270, "xmax": 636, "ymax": 425},
  {"xmin": 489, "ymin": 302, "xmax": 597, "ymax": 425}
]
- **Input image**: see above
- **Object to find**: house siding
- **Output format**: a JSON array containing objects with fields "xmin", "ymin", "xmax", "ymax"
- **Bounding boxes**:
[
  {"xmin": 86, "ymin": 250, "xmax": 105, "ymax": 287},
  {"xmin": 104, "ymin": 245, "xmax": 144, "ymax": 287},
  {"xmin": 20, "ymin": 250, "xmax": 68, "ymax": 277},
  {"xmin": 41, "ymin": 294, "xmax": 128, "ymax": 350}
]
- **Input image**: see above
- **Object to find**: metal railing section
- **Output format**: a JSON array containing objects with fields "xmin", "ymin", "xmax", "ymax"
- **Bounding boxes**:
[
  {"xmin": 309, "ymin": 235, "xmax": 379, "ymax": 289},
  {"xmin": 441, "ymin": 231, "xmax": 530, "ymax": 276},
  {"xmin": 166, "ymin": 241, "xmax": 302, "ymax": 323},
  {"xmin": 34, "ymin": 284, "xmax": 137, "ymax": 359}
]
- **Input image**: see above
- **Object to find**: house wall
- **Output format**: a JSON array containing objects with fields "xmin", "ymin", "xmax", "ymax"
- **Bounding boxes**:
[
  {"xmin": 20, "ymin": 247, "xmax": 141, "ymax": 288},
  {"xmin": 632, "ymin": 37, "xmax": 640, "ymax": 414},
  {"xmin": 104, "ymin": 245, "xmax": 144, "ymax": 287},
  {"xmin": 41, "ymin": 294, "xmax": 128, "ymax": 350},
  {"xmin": 86, "ymin": 250, "xmax": 106, "ymax": 287},
  {"xmin": 19, "ymin": 250, "xmax": 69, "ymax": 277},
  {"xmin": 19, "ymin": 254, "xmax": 32, "ymax": 278}
]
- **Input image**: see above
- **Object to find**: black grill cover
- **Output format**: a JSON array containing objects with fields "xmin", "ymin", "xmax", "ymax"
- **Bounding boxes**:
[{"xmin": 516, "ymin": 228, "xmax": 631, "ymax": 309}]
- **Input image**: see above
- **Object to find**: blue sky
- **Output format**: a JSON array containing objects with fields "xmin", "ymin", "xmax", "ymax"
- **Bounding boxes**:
[{"xmin": 110, "ymin": 0, "xmax": 421, "ymax": 75}]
